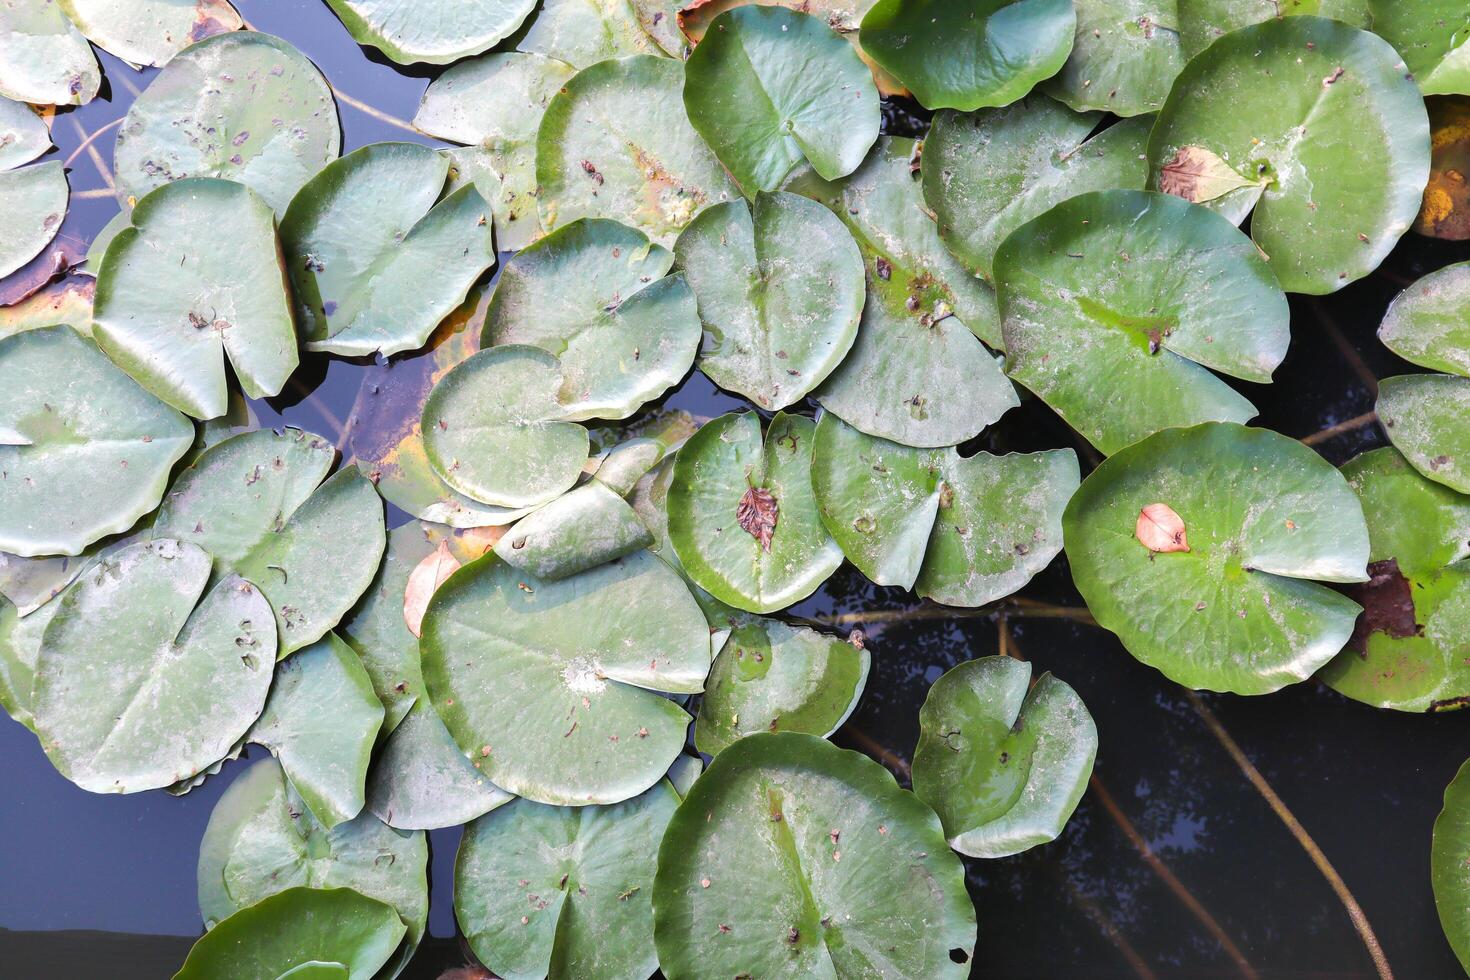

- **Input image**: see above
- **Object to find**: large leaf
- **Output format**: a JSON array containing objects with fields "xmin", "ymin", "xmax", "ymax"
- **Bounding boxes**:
[
  {"xmin": 1177, "ymin": 0, "xmax": 1369, "ymax": 58},
  {"xmin": 683, "ymin": 6, "xmax": 879, "ymax": 195},
  {"xmin": 1042, "ymin": 0, "xmax": 1185, "ymax": 116},
  {"xmin": 152, "ymin": 428, "xmax": 386, "ymax": 657},
  {"xmin": 859, "ymin": 0, "xmax": 1075, "ymax": 111},
  {"xmin": 1148, "ymin": 16, "xmax": 1430, "ymax": 294},
  {"xmin": 92, "ymin": 178, "xmax": 296, "ymax": 420},
  {"xmin": 812, "ymin": 414, "xmax": 1078, "ymax": 606},
  {"xmin": 785, "ymin": 137, "xmax": 1018, "ymax": 446},
  {"xmin": 366, "ymin": 699, "xmax": 514, "ymax": 831},
  {"xmin": 536, "ymin": 55, "xmax": 740, "ymax": 248},
  {"xmin": 1318, "ymin": 448, "xmax": 1470, "ymax": 712},
  {"xmin": 113, "ymin": 31, "xmax": 340, "ymax": 216},
  {"xmin": 320, "ymin": 0, "xmax": 536, "ymax": 65},
  {"xmin": 455, "ymin": 783, "xmax": 679, "ymax": 980},
  {"xmin": 0, "ymin": 1, "xmax": 100, "ymax": 105},
  {"xmin": 1368, "ymin": 0, "xmax": 1470, "ymax": 96},
  {"xmin": 1378, "ymin": 259, "xmax": 1470, "ymax": 378},
  {"xmin": 921, "ymin": 98, "xmax": 1151, "ymax": 280},
  {"xmin": 652, "ymin": 731, "xmax": 977, "ymax": 978},
  {"xmin": 0, "ymin": 160, "xmax": 67, "ymax": 279},
  {"xmin": 492, "ymin": 482, "xmax": 653, "ymax": 582},
  {"xmin": 1433, "ymin": 758, "xmax": 1470, "ymax": 974},
  {"xmin": 912, "ymin": 656, "xmax": 1096, "ymax": 858},
  {"xmin": 281, "ymin": 143, "xmax": 495, "ymax": 358},
  {"xmin": 420, "ymin": 550, "xmax": 710, "ymax": 805},
  {"xmin": 31, "ymin": 538, "xmax": 276, "ymax": 793},
  {"xmin": 0, "ymin": 98, "xmax": 51, "ymax": 170},
  {"xmin": 515, "ymin": 0, "xmax": 663, "ymax": 67},
  {"xmin": 674, "ymin": 192, "xmax": 864, "ymax": 409},
  {"xmin": 1064, "ymin": 422, "xmax": 1370, "ymax": 695},
  {"xmin": 0, "ymin": 326, "xmax": 193, "ymax": 557},
  {"xmin": 58, "ymin": 0, "xmax": 241, "ymax": 68},
  {"xmin": 1377, "ymin": 373, "xmax": 1470, "ymax": 494}
]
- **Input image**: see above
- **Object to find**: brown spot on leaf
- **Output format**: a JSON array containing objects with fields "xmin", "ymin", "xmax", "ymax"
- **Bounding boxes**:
[
  {"xmin": 737, "ymin": 486, "xmax": 779, "ymax": 552},
  {"xmin": 1135, "ymin": 503, "xmax": 1190, "ymax": 553},
  {"xmin": 1342, "ymin": 558, "xmax": 1421, "ymax": 654},
  {"xmin": 1158, "ymin": 145, "xmax": 1263, "ymax": 204}
]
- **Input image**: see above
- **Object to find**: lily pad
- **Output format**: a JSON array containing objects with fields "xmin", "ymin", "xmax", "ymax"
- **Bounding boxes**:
[
  {"xmin": 0, "ymin": 0, "xmax": 101, "ymax": 105},
  {"xmin": 0, "ymin": 326, "xmax": 193, "ymax": 558},
  {"xmin": 1064, "ymin": 422, "xmax": 1370, "ymax": 695},
  {"xmin": 515, "ymin": 0, "xmax": 663, "ymax": 67},
  {"xmin": 1147, "ymin": 16, "xmax": 1430, "ymax": 294},
  {"xmin": 58, "ymin": 0, "xmax": 241, "ymax": 68},
  {"xmin": 31, "ymin": 538, "xmax": 277, "ymax": 793},
  {"xmin": 1433, "ymin": 757, "xmax": 1470, "ymax": 974},
  {"xmin": 0, "ymin": 98, "xmax": 50, "ymax": 170},
  {"xmin": 652, "ymin": 731, "xmax": 977, "ymax": 978},
  {"xmin": 633, "ymin": 0, "xmax": 686, "ymax": 56},
  {"xmin": 674, "ymin": 192, "xmax": 864, "ymax": 409},
  {"xmin": 694, "ymin": 617, "xmax": 869, "ymax": 755},
  {"xmin": 320, "ymin": 0, "xmax": 536, "ymax": 65},
  {"xmin": 367, "ymin": 699, "xmax": 514, "ymax": 831},
  {"xmin": 152, "ymin": 427, "xmax": 387, "ymax": 657},
  {"xmin": 812, "ymin": 414, "xmax": 1079, "ymax": 605},
  {"xmin": 683, "ymin": 6, "xmax": 879, "ymax": 195},
  {"xmin": 921, "ymin": 98, "xmax": 1151, "ymax": 280},
  {"xmin": 420, "ymin": 550, "xmax": 710, "ymax": 805},
  {"xmin": 0, "ymin": 548, "xmax": 92, "ymax": 618},
  {"xmin": 0, "ymin": 590, "xmax": 54, "ymax": 729},
  {"xmin": 0, "ymin": 160, "xmax": 67, "ymax": 279},
  {"xmin": 859, "ymin": 0, "xmax": 1075, "ymax": 111},
  {"xmin": 536, "ymin": 55, "xmax": 740, "ymax": 247},
  {"xmin": 92, "ymin": 178, "xmax": 296, "ymax": 420},
  {"xmin": 1377, "ymin": 373, "xmax": 1470, "ymax": 494},
  {"xmin": 785, "ymin": 137, "xmax": 1019, "ymax": 446},
  {"xmin": 113, "ymin": 31, "xmax": 340, "ymax": 216},
  {"xmin": 281, "ymin": 143, "xmax": 494, "ymax": 358},
  {"xmin": 912, "ymin": 656, "xmax": 1097, "ymax": 857},
  {"xmin": 0, "ymin": 274, "xmax": 94, "ymax": 341},
  {"xmin": 585, "ymin": 409, "xmax": 697, "ymax": 496},
  {"xmin": 455, "ymin": 782, "xmax": 679, "ymax": 980},
  {"xmin": 493, "ymin": 482, "xmax": 654, "ymax": 582},
  {"xmin": 1042, "ymin": 0, "xmax": 1184, "ymax": 116},
  {"xmin": 1369, "ymin": 0, "xmax": 1470, "ymax": 96},
  {"xmin": 1178, "ymin": 0, "xmax": 1369, "ymax": 58},
  {"xmin": 1378, "ymin": 260, "xmax": 1470, "ymax": 377},
  {"xmin": 484, "ymin": 218, "xmax": 702, "ymax": 421},
  {"xmin": 174, "ymin": 886, "xmax": 406, "ymax": 980}
]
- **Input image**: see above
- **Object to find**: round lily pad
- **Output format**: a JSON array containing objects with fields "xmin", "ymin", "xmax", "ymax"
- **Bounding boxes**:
[
  {"xmin": 1064, "ymin": 422, "xmax": 1370, "ymax": 695},
  {"xmin": 912, "ymin": 656, "xmax": 1097, "ymax": 858},
  {"xmin": 859, "ymin": 0, "xmax": 1075, "ymax": 111},
  {"xmin": 58, "ymin": 0, "xmax": 242, "ymax": 68},
  {"xmin": 0, "ymin": 99, "xmax": 51, "ymax": 170},
  {"xmin": 455, "ymin": 782, "xmax": 679, "ymax": 980},
  {"xmin": 113, "ymin": 31, "xmax": 340, "ymax": 216},
  {"xmin": 1433, "ymin": 758, "xmax": 1470, "ymax": 974},
  {"xmin": 1042, "ymin": 0, "xmax": 1185, "ymax": 116},
  {"xmin": 1178, "ymin": 0, "xmax": 1369, "ymax": 58},
  {"xmin": 493, "ymin": 482, "xmax": 654, "ymax": 582},
  {"xmin": 484, "ymin": 218, "xmax": 702, "ymax": 421},
  {"xmin": 922, "ymin": 98, "xmax": 1151, "ymax": 280},
  {"xmin": 669, "ymin": 412, "xmax": 843, "ymax": 614},
  {"xmin": 812, "ymin": 413, "xmax": 1079, "ymax": 606},
  {"xmin": 1377, "ymin": 373, "xmax": 1470, "ymax": 494},
  {"xmin": 321, "ymin": 0, "xmax": 536, "ymax": 65},
  {"xmin": 0, "ymin": 326, "xmax": 193, "ymax": 558},
  {"xmin": 367, "ymin": 700, "xmax": 514, "ymax": 831},
  {"xmin": 996, "ymin": 189, "xmax": 1288, "ymax": 456},
  {"xmin": 1368, "ymin": 0, "xmax": 1470, "ymax": 96},
  {"xmin": 652, "ymin": 731, "xmax": 977, "ymax": 978},
  {"xmin": 514, "ymin": 0, "xmax": 663, "ymax": 67},
  {"xmin": 683, "ymin": 6, "xmax": 879, "ymax": 195},
  {"xmin": 420, "ymin": 550, "xmax": 710, "ymax": 805},
  {"xmin": 536, "ymin": 55, "xmax": 740, "ymax": 248},
  {"xmin": 1318, "ymin": 448, "xmax": 1470, "ymax": 712},
  {"xmin": 1147, "ymin": 16, "xmax": 1430, "ymax": 294},
  {"xmin": 152, "ymin": 427, "xmax": 387, "ymax": 658},
  {"xmin": 0, "ymin": 160, "xmax": 67, "ymax": 279},
  {"xmin": 0, "ymin": 0, "xmax": 101, "ymax": 105},
  {"xmin": 674, "ymin": 192, "xmax": 864, "ymax": 410},
  {"xmin": 281, "ymin": 143, "xmax": 494, "ymax": 358},
  {"xmin": 1378, "ymin": 260, "xmax": 1470, "ymax": 377},
  {"xmin": 31, "ymin": 538, "xmax": 277, "ymax": 793}
]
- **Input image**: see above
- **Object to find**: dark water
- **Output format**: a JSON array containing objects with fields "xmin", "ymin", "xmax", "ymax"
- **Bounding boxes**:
[{"xmin": 4, "ymin": 2, "xmax": 1470, "ymax": 977}]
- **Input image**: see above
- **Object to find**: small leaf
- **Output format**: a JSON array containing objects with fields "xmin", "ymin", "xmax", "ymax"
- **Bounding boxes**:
[
  {"xmin": 736, "ymin": 486, "xmax": 779, "ymax": 553},
  {"xmin": 403, "ymin": 540, "xmax": 460, "ymax": 638},
  {"xmin": 1136, "ymin": 502, "xmax": 1191, "ymax": 553},
  {"xmin": 1158, "ymin": 145, "xmax": 1263, "ymax": 204}
]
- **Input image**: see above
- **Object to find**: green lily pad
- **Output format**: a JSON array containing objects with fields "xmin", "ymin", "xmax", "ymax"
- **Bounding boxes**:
[
  {"xmin": 0, "ymin": 548, "xmax": 90, "ymax": 618},
  {"xmin": 1377, "ymin": 373, "xmax": 1470, "ymax": 494},
  {"xmin": 493, "ymin": 482, "xmax": 654, "ymax": 582},
  {"xmin": 1433, "ymin": 757, "xmax": 1470, "ymax": 974},
  {"xmin": 0, "ymin": 98, "xmax": 50, "ymax": 170},
  {"xmin": 669, "ymin": 412, "xmax": 843, "ymax": 614},
  {"xmin": 515, "ymin": 0, "xmax": 663, "ymax": 67},
  {"xmin": 666, "ymin": 752, "xmax": 702, "ymax": 797},
  {"xmin": 0, "ymin": 589, "xmax": 55, "ymax": 729},
  {"xmin": 785, "ymin": 137, "xmax": 1018, "ymax": 446},
  {"xmin": 1064, "ymin": 422, "xmax": 1370, "ymax": 695},
  {"xmin": 859, "ymin": 0, "xmax": 1075, "ymax": 111},
  {"xmin": 92, "ymin": 178, "xmax": 296, "ymax": 420},
  {"xmin": 632, "ymin": 0, "xmax": 686, "ymax": 56},
  {"xmin": 1178, "ymin": 0, "xmax": 1369, "ymax": 58},
  {"xmin": 1369, "ymin": 0, "xmax": 1470, "ymax": 96},
  {"xmin": 152, "ymin": 428, "xmax": 386, "ymax": 657},
  {"xmin": 996, "ymin": 189, "xmax": 1288, "ymax": 455},
  {"xmin": 812, "ymin": 414, "xmax": 1079, "ymax": 606},
  {"xmin": 1378, "ymin": 259, "xmax": 1470, "ymax": 377},
  {"xmin": 281, "ymin": 143, "xmax": 495, "ymax": 358},
  {"xmin": 420, "ymin": 550, "xmax": 710, "ymax": 805},
  {"xmin": 113, "ymin": 31, "xmax": 340, "ymax": 216},
  {"xmin": 1042, "ymin": 0, "xmax": 1184, "ymax": 115},
  {"xmin": 174, "ymin": 886, "xmax": 406, "ymax": 980},
  {"xmin": 366, "ymin": 699, "xmax": 514, "ymax": 831},
  {"xmin": 485, "ymin": 217, "xmax": 702, "ymax": 421},
  {"xmin": 585, "ymin": 408, "xmax": 697, "ymax": 496},
  {"xmin": 921, "ymin": 98, "xmax": 1151, "ymax": 280},
  {"xmin": 1147, "ymin": 16, "xmax": 1430, "ymax": 294},
  {"xmin": 674, "ymin": 192, "xmax": 864, "ymax": 410},
  {"xmin": 0, "ymin": 160, "xmax": 67, "ymax": 279},
  {"xmin": 58, "ymin": 0, "xmax": 242, "ymax": 68},
  {"xmin": 652, "ymin": 731, "xmax": 977, "ymax": 978},
  {"xmin": 455, "ymin": 782, "xmax": 679, "ymax": 980},
  {"xmin": 0, "ymin": 0, "xmax": 101, "ymax": 105},
  {"xmin": 278, "ymin": 964, "xmax": 348, "ymax": 979},
  {"xmin": 320, "ymin": 0, "xmax": 536, "ymax": 65},
  {"xmin": 683, "ymin": 6, "xmax": 879, "ymax": 195},
  {"xmin": 31, "ymin": 538, "xmax": 276, "ymax": 793},
  {"xmin": 912, "ymin": 656, "xmax": 1097, "ymax": 858},
  {"xmin": 536, "ymin": 55, "xmax": 740, "ymax": 248},
  {"xmin": 0, "ymin": 326, "xmax": 193, "ymax": 558},
  {"xmin": 694, "ymin": 617, "xmax": 869, "ymax": 755}
]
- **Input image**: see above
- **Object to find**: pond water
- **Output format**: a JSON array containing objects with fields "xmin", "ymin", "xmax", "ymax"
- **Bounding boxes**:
[{"xmin": 4, "ymin": 2, "xmax": 1470, "ymax": 977}]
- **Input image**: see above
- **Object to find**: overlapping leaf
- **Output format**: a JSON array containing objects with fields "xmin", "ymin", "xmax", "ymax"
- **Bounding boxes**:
[
  {"xmin": 321, "ymin": 0, "xmax": 536, "ymax": 65},
  {"xmin": 0, "ymin": 159, "xmax": 67, "ymax": 279},
  {"xmin": 1434, "ymin": 758, "xmax": 1470, "ymax": 974},
  {"xmin": 515, "ymin": 0, "xmax": 663, "ymax": 67},
  {"xmin": 1043, "ymin": 0, "xmax": 1184, "ymax": 116},
  {"xmin": 58, "ymin": 0, "xmax": 241, "ymax": 68},
  {"xmin": 0, "ymin": 1, "xmax": 101, "ymax": 105},
  {"xmin": 1177, "ymin": 0, "xmax": 1368, "ymax": 58},
  {"xmin": 1368, "ymin": 0, "xmax": 1470, "ymax": 96},
  {"xmin": 0, "ymin": 99, "xmax": 51, "ymax": 170},
  {"xmin": 366, "ymin": 699, "xmax": 513, "ymax": 831},
  {"xmin": 1378, "ymin": 259, "xmax": 1470, "ymax": 376},
  {"xmin": 1378, "ymin": 373, "xmax": 1470, "ymax": 494}
]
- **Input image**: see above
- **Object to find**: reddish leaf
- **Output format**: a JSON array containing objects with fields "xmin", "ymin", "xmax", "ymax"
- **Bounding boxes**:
[
  {"xmin": 403, "ymin": 540, "xmax": 461, "ymax": 637},
  {"xmin": 737, "ymin": 486, "xmax": 779, "ymax": 552},
  {"xmin": 1135, "ymin": 503, "xmax": 1190, "ymax": 553},
  {"xmin": 1343, "ymin": 558, "xmax": 1421, "ymax": 654}
]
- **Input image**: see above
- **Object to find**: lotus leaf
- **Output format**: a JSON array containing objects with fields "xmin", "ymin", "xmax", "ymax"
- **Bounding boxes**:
[
  {"xmin": 1378, "ymin": 260, "xmax": 1470, "ymax": 377},
  {"xmin": 1377, "ymin": 373, "xmax": 1470, "ymax": 494},
  {"xmin": 58, "ymin": 0, "xmax": 241, "ymax": 68},
  {"xmin": 1433, "ymin": 757, "xmax": 1470, "ymax": 973},
  {"xmin": 0, "ymin": 159, "xmax": 66, "ymax": 279},
  {"xmin": 366, "ymin": 699, "xmax": 513, "ymax": 831},
  {"xmin": 321, "ymin": 0, "xmax": 536, "ymax": 65},
  {"xmin": 515, "ymin": 0, "xmax": 662, "ymax": 67},
  {"xmin": 1368, "ymin": 0, "xmax": 1470, "ymax": 96},
  {"xmin": 0, "ymin": 98, "xmax": 50, "ymax": 169},
  {"xmin": 0, "ymin": 0, "xmax": 100, "ymax": 105},
  {"xmin": 1042, "ymin": 0, "xmax": 1184, "ymax": 116}
]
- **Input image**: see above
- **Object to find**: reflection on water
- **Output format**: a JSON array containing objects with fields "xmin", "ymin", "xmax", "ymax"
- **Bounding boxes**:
[{"xmin": 4, "ymin": 1, "xmax": 1470, "ymax": 977}]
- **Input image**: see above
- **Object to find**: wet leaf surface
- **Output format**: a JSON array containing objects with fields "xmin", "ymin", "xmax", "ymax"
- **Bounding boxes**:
[
  {"xmin": 1177, "ymin": 0, "xmax": 1369, "ymax": 59},
  {"xmin": 1378, "ymin": 258, "xmax": 1470, "ymax": 377},
  {"xmin": 58, "ymin": 0, "xmax": 242, "ymax": 68},
  {"xmin": 0, "ymin": 0, "xmax": 101, "ymax": 105},
  {"xmin": 493, "ymin": 481, "xmax": 653, "ymax": 582},
  {"xmin": 515, "ymin": 0, "xmax": 663, "ymax": 67},
  {"xmin": 1368, "ymin": 0, "xmax": 1470, "ymax": 96},
  {"xmin": 320, "ymin": 0, "xmax": 536, "ymax": 65},
  {"xmin": 1377, "ymin": 372, "xmax": 1470, "ymax": 494}
]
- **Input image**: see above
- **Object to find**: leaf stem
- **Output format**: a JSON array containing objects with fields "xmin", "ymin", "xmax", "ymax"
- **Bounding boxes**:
[{"xmin": 1300, "ymin": 411, "xmax": 1378, "ymax": 447}]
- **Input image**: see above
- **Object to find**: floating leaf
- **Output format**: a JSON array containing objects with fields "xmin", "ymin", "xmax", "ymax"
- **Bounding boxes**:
[
  {"xmin": 493, "ymin": 482, "xmax": 654, "ymax": 582},
  {"xmin": 58, "ymin": 0, "xmax": 241, "ymax": 68},
  {"xmin": 1433, "ymin": 757, "xmax": 1470, "ymax": 974},
  {"xmin": 1148, "ymin": 16, "xmax": 1430, "ymax": 293},
  {"xmin": 320, "ymin": 0, "xmax": 536, "ymax": 65},
  {"xmin": 666, "ymin": 752, "xmax": 702, "ymax": 797},
  {"xmin": 420, "ymin": 550, "xmax": 710, "ymax": 805},
  {"xmin": 0, "ymin": 548, "xmax": 92, "ymax": 618},
  {"xmin": 403, "ymin": 541, "xmax": 459, "ymax": 639},
  {"xmin": 1417, "ymin": 96, "xmax": 1470, "ymax": 241},
  {"xmin": 1372, "ymin": 1, "xmax": 1470, "ymax": 95},
  {"xmin": 633, "ymin": 0, "xmax": 686, "ymax": 56},
  {"xmin": 912, "ymin": 656, "xmax": 1097, "ymax": 857},
  {"xmin": 652, "ymin": 732, "xmax": 977, "ymax": 978},
  {"xmin": 1042, "ymin": 0, "xmax": 1184, "ymax": 116},
  {"xmin": 515, "ymin": 0, "xmax": 663, "ymax": 67},
  {"xmin": 1064, "ymin": 422, "xmax": 1370, "ymax": 695},
  {"xmin": 0, "ymin": 274, "xmax": 94, "ymax": 341},
  {"xmin": 1157, "ymin": 144, "xmax": 1265, "ymax": 205},
  {"xmin": 1378, "ymin": 260, "xmax": 1470, "ymax": 378},
  {"xmin": 997, "ymin": 189, "xmax": 1288, "ymax": 455},
  {"xmin": 0, "ymin": 98, "xmax": 51, "ymax": 170},
  {"xmin": 1377, "ymin": 373, "xmax": 1470, "ymax": 494},
  {"xmin": 0, "ymin": 0, "xmax": 101, "ymax": 105},
  {"xmin": 0, "ymin": 159, "xmax": 67, "ymax": 279},
  {"xmin": 366, "ymin": 700, "xmax": 513, "ymax": 831},
  {"xmin": 585, "ymin": 408, "xmax": 697, "ymax": 496},
  {"xmin": 1177, "ymin": 0, "xmax": 1369, "ymax": 58},
  {"xmin": 0, "ymin": 590, "xmax": 53, "ymax": 730}
]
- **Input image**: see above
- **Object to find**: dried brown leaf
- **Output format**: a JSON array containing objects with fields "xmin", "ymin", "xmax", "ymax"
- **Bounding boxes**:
[
  {"xmin": 1158, "ymin": 145, "xmax": 1261, "ymax": 205},
  {"xmin": 403, "ymin": 540, "xmax": 462, "ymax": 637},
  {"xmin": 737, "ymin": 485, "xmax": 779, "ymax": 552},
  {"xmin": 1136, "ymin": 503, "xmax": 1190, "ymax": 553}
]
